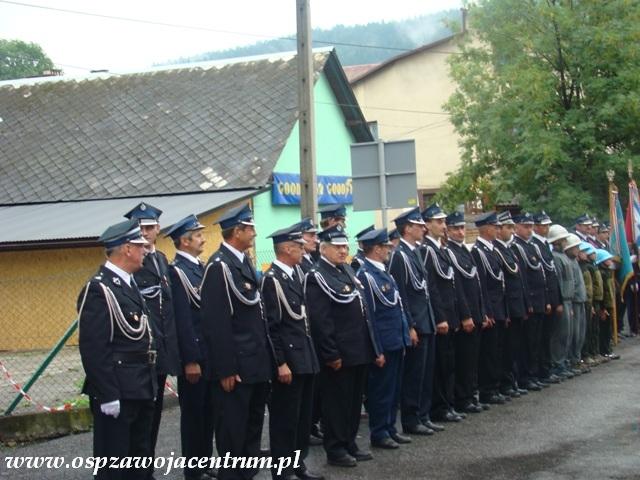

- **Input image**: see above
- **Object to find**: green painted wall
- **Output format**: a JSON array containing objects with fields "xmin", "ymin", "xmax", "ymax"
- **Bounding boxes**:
[{"xmin": 252, "ymin": 72, "xmax": 375, "ymax": 270}]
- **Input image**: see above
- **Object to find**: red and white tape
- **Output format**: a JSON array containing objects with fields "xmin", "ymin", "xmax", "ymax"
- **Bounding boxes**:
[
  {"xmin": 0, "ymin": 359, "xmax": 78, "ymax": 413},
  {"xmin": 164, "ymin": 379, "xmax": 179, "ymax": 398}
]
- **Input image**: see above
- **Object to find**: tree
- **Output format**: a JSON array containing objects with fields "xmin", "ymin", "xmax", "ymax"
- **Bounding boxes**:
[
  {"xmin": 438, "ymin": 0, "xmax": 640, "ymax": 223},
  {"xmin": 0, "ymin": 39, "xmax": 55, "ymax": 81}
]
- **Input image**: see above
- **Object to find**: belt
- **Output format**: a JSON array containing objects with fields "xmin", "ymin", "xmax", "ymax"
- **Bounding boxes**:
[{"xmin": 113, "ymin": 351, "xmax": 157, "ymax": 365}]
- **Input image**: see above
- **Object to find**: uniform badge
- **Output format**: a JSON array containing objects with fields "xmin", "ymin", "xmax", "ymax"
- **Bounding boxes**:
[
  {"xmin": 133, "ymin": 314, "xmax": 139, "ymax": 322},
  {"xmin": 343, "ymin": 285, "xmax": 351, "ymax": 293},
  {"xmin": 382, "ymin": 284, "xmax": 390, "ymax": 292},
  {"xmin": 282, "ymin": 272, "xmax": 288, "ymax": 280},
  {"xmin": 244, "ymin": 282, "xmax": 252, "ymax": 290},
  {"xmin": 112, "ymin": 277, "xmax": 121, "ymax": 286}
]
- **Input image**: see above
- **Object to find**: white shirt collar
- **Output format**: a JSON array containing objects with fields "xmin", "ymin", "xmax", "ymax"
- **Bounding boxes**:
[
  {"xmin": 304, "ymin": 253, "xmax": 312, "ymax": 261},
  {"xmin": 448, "ymin": 239, "xmax": 464, "ymax": 247},
  {"xmin": 495, "ymin": 237, "xmax": 511, "ymax": 248},
  {"xmin": 223, "ymin": 241, "xmax": 245, "ymax": 263},
  {"xmin": 273, "ymin": 259, "xmax": 294, "ymax": 278},
  {"xmin": 104, "ymin": 261, "xmax": 132, "ymax": 287},
  {"xmin": 532, "ymin": 232, "xmax": 547, "ymax": 243},
  {"xmin": 365, "ymin": 258, "xmax": 386, "ymax": 271},
  {"xmin": 321, "ymin": 256, "xmax": 338, "ymax": 268},
  {"xmin": 514, "ymin": 233, "xmax": 530, "ymax": 244},
  {"xmin": 146, "ymin": 245, "xmax": 156, "ymax": 254},
  {"xmin": 176, "ymin": 250, "xmax": 201, "ymax": 265},
  {"xmin": 425, "ymin": 235, "xmax": 441, "ymax": 248},
  {"xmin": 400, "ymin": 238, "xmax": 416, "ymax": 251},
  {"xmin": 477, "ymin": 236, "xmax": 494, "ymax": 251}
]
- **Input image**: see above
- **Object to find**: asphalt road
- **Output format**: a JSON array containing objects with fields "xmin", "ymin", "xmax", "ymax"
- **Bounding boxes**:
[{"xmin": 2, "ymin": 338, "xmax": 640, "ymax": 480}]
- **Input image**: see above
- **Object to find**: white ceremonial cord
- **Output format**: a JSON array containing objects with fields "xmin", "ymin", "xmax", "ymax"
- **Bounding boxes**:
[
  {"xmin": 474, "ymin": 247, "xmax": 505, "ymax": 282},
  {"xmin": 445, "ymin": 248, "xmax": 478, "ymax": 279},
  {"xmin": 423, "ymin": 246, "xmax": 455, "ymax": 280},
  {"xmin": 364, "ymin": 272, "xmax": 400, "ymax": 311},
  {"xmin": 494, "ymin": 248, "xmax": 519, "ymax": 275},
  {"xmin": 139, "ymin": 285, "xmax": 162, "ymax": 299},
  {"xmin": 398, "ymin": 251, "xmax": 428, "ymax": 293},
  {"xmin": 532, "ymin": 243, "xmax": 556, "ymax": 272},
  {"xmin": 513, "ymin": 242, "xmax": 543, "ymax": 271},
  {"xmin": 173, "ymin": 266, "xmax": 201, "ymax": 309},
  {"xmin": 98, "ymin": 283, "xmax": 149, "ymax": 341}
]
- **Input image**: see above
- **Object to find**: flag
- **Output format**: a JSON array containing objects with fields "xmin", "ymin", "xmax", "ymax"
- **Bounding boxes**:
[
  {"xmin": 625, "ymin": 179, "xmax": 640, "ymax": 247},
  {"xmin": 610, "ymin": 186, "xmax": 634, "ymax": 294}
]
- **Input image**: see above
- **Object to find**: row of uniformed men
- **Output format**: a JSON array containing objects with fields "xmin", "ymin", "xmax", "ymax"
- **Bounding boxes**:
[{"xmin": 76, "ymin": 200, "xmax": 619, "ymax": 480}]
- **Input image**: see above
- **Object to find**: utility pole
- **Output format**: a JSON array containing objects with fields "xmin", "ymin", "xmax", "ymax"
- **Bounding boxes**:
[{"xmin": 296, "ymin": 0, "xmax": 317, "ymax": 221}]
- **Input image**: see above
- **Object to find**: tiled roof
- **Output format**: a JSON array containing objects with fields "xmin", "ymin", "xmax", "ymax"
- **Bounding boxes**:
[
  {"xmin": 0, "ymin": 48, "xmax": 370, "ymax": 205},
  {"xmin": 343, "ymin": 64, "xmax": 380, "ymax": 83}
]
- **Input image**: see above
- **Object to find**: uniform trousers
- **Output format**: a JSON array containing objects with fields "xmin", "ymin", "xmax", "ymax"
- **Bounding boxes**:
[
  {"xmin": 147, "ymin": 374, "xmax": 166, "ymax": 479},
  {"xmin": 454, "ymin": 328, "xmax": 480, "ymax": 409},
  {"xmin": 367, "ymin": 349, "xmax": 403, "ymax": 442},
  {"xmin": 478, "ymin": 322, "xmax": 504, "ymax": 397},
  {"xmin": 569, "ymin": 302, "xmax": 586, "ymax": 365},
  {"xmin": 177, "ymin": 374, "xmax": 216, "ymax": 479},
  {"xmin": 320, "ymin": 364, "xmax": 368, "ymax": 459},
  {"xmin": 583, "ymin": 305, "xmax": 599, "ymax": 358},
  {"xmin": 401, "ymin": 333, "xmax": 434, "ymax": 428},
  {"xmin": 269, "ymin": 373, "xmax": 314, "ymax": 477},
  {"xmin": 599, "ymin": 316, "xmax": 613, "ymax": 355},
  {"xmin": 524, "ymin": 312, "xmax": 544, "ymax": 381},
  {"xmin": 501, "ymin": 317, "xmax": 524, "ymax": 390},
  {"xmin": 215, "ymin": 381, "xmax": 270, "ymax": 480},
  {"xmin": 550, "ymin": 301, "xmax": 573, "ymax": 372},
  {"xmin": 431, "ymin": 332, "xmax": 456, "ymax": 417},
  {"xmin": 90, "ymin": 397, "xmax": 155, "ymax": 480},
  {"xmin": 539, "ymin": 310, "xmax": 556, "ymax": 378}
]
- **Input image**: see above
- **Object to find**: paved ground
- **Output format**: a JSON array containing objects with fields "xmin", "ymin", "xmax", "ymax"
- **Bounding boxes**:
[{"xmin": 2, "ymin": 338, "xmax": 640, "ymax": 480}]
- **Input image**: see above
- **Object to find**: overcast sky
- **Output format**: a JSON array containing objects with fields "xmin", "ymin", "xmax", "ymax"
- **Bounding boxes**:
[{"xmin": 0, "ymin": 0, "xmax": 463, "ymax": 74}]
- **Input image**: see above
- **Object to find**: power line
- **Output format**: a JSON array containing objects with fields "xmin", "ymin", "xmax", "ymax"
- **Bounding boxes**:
[{"xmin": 0, "ymin": 0, "xmax": 460, "ymax": 55}]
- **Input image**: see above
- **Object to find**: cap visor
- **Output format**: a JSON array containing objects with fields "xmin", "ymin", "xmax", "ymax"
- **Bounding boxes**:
[
  {"xmin": 139, "ymin": 219, "xmax": 159, "ymax": 226},
  {"xmin": 409, "ymin": 219, "xmax": 426, "ymax": 225},
  {"xmin": 240, "ymin": 220, "xmax": 256, "ymax": 227},
  {"xmin": 130, "ymin": 237, "xmax": 149, "ymax": 245}
]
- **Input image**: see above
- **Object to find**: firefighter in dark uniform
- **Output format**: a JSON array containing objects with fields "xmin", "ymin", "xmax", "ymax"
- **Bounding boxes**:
[
  {"xmin": 388, "ymin": 208, "xmax": 441, "ymax": 436},
  {"xmin": 512, "ymin": 212, "xmax": 551, "ymax": 392},
  {"xmin": 494, "ymin": 211, "xmax": 530, "ymax": 397},
  {"xmin": 350, "ymin": 225, "xmax": 374, "ymax": 272},
  {"xmin": 388, "ymin": 228, "xmax": 401, "ymax": 251},
  {"xmin": 261, "ymin": 225, "xmax": 323, "ymax": 480},
  {"xmin": 166, "ymin": 215, "xmax": 216, "ymax": 480},
  {"xmin": 296, "ymin": 218, "xmax": 320, "ymax": 271},
  {"xmin": 421, "ymin": 204, "xmax": 470, "ymax": 422},
  {"xmin": 124, "ymin": 202, "xmax": 181, "ymax": 478},
  {"xmin": 356, "ymin": 228, "xmax": 412, "ymax": 450},
  {"xmin": 306, "ymin": 224, "xmax": 380, "ymax": 468},
  {"xmin": 444, "ymin": 211, "xmax": 486, "ymax": 413},
  {"xmin": 77, "ymin": 218, "xmax": 156, "ymax": 480},
  {"xmin": 472, "ymin": 212, "xmax": 509, "ymax": 405},
  {"xmin": 317, "ymin": 204, "xmax": 347, "ymax": 230},
  {"xmin": 200, "ymin": 204, "xmax": 275, "ymax": 480},
  {"xmin": 531, "ymin": 211, "xmax": 563, "ymax": 385},
  {"xmin": 292, "ymin": 217, "xmax": 322, "ymax": 444}
]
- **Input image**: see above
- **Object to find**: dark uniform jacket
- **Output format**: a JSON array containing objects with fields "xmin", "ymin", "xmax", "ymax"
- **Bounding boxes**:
[
  {"xmin": 494, "ymin": 240, "xmax": 529, "ymax": 319},
  {"xmin": 472, "ymin": 239, "xmax": 507, "ymax": 321},
  {"xmin": 261, "ymin": 262, "xmax": 319, "ymax": 375},
  {"xmin": 201, "ymin": 244, "xmax": 275, "ymax": 383},
  {"xmin": 421, "ymin": 238, "xmax": 470, "ymax": 330},
  {"xmin": 300, "ymin": 254, "xmax": 316, "ymax": 275},
  {"xmin": 445, "ymin": 241, "xmax": 486, "ymax": 325},
  {"xmin": 169, "ymin": 253, "xmax": 208, "ymax": 375},
  {"xmin": 77, "ymin": 265, "xmax": 156, "ymax": 403},
  {"xmin": 134, "ymin": 250, "xmax": 181, "ymax": 376},
  {"xmin": 531, "ymin": 235, "xmax": 562, "ymax": 307},
  {"xmin": 512, "ymin": 235, "xmax": 549, "ymax": 314},
  {"xmin": 350, "ymin": 250, "xmax": 365, "ymax": 272},
  {"xmin": 357, "ymin": 259, "xmax": 411, "ymax": 353},
  {"xmin": 306, "ymin": 258, "xmax": 378, "ymax": 367},
  {"xmin": 388, "ymin": 240, "xmax": 437, "ymax": 335}
]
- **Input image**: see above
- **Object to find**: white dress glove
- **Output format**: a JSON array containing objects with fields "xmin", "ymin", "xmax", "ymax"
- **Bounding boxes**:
[{"xmin": 100, "ymin": 400, "xmax": 121, "ymax": 418}]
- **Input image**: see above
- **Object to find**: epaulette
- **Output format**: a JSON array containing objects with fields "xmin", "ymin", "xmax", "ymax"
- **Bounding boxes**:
[{"xmin": 266, "ymin": 270, "xmax": 275, "ymax": 277}]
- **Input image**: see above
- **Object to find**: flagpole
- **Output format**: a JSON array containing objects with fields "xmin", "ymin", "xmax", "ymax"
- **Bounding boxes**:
[
  {"xmin": 628, "ymin": 160, "xmax": 640, "ymax": 335},
  {"xmin": 607, "ymin": 170, "xmax": 619, "ymax": 345}
]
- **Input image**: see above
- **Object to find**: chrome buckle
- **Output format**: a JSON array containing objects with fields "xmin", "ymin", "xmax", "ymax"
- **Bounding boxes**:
[{"xmin": 148, "ymin": 350, "xmax": 157, "ymax": 365}]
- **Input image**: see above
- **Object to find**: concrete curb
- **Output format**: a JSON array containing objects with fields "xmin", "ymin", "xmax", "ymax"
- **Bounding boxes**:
[{"xmin": 0, "ymin": 395, "xmax": 179, "ymax": 445}]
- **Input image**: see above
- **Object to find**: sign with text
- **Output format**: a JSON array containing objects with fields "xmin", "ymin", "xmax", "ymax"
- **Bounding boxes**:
[{"xmin": 272, "ymin": 172, "xmax": 353, "ymax": 206}]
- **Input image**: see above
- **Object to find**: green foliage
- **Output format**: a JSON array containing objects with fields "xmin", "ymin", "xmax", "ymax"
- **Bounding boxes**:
[
  {"xmin": 438, "ymin": 0, "xmax": 640, "ymax": 223},
  {"xmin": 166, "ymin": 10, "xmax": 459, "ymax": 67},
  {"xmin": 0, "ymin": 39, "xmax": 55, "ymax": 81}
]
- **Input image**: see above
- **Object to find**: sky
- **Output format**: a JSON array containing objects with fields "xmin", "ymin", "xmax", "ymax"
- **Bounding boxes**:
[{"xmin": 0, "ymin": 0, "xmax": 463, "ymax": 75}]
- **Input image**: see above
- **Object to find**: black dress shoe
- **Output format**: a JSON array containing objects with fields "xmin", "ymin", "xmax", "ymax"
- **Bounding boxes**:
[
  {"xmin": 311, "ymin": 423, "xmax": 324, "ymax": 440},
  {"xmin": 308, "ymin": 435, "xmax": 323, "ymax": 446},
  {"xmin": 371, "ymin": 437, "xmax": 399, "ymax": 449},
  {"xmin": 499, "ymin": 388, "xmax": 516, "ymax": 397},
  {"xmin": 348, "ymin": 449, "xmax": 373, "ymax": 461},
  {"xmin": 516, "ymin": 388, "xmax": 528, "ymax": 395},
  {"xmin": 390, "ymin": 432, "xmax": 412, "ymax": 444},
  {"xmin": 450, "ymin": 408, "xmax": 467, "ymax": 419},
  {"xmin": 480, "ymin": 394, "xmax": 505, "ymax": 405},
  {"xmin": 608, "ymin": 353, "xmax": 621, "ymax": 360},
  {"xmin": 433, "ymin": 411, "xmax": 463, "ymax": 422},
  {"xmin": 536, "ymin": 380, "xmax": 550, "ymax": 388},
  {"xmin": 273, "ymin": 475, "xmax": 297, "ymax": 480},
  {"xmin": 294, "ymin": 468, "xmax": 324, "ymax": 480},
  {"xmin": 459, "ymin": 403, "xmax": 483, "ymax": 414},
  {"xmin": 204, "ymin": 468, "xmax": 218, "ymax": 478},
  {"xmin": 496, "ymin": 393, "xmax": 510, "ymax": 402},
  {"xmin": 524, "ymin": 381, "xmax": 542, "ymax": 391},
  {"xmin": 327, "ymin": 454, "xmax": 356, "ymax": 467},
  {"xmin": 423, "ymin": 420, "xmax": 445, "ymax": 432},
  {"xmin": 403, "ymin": 423, "xmax": 434, "ymax": 435}
]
